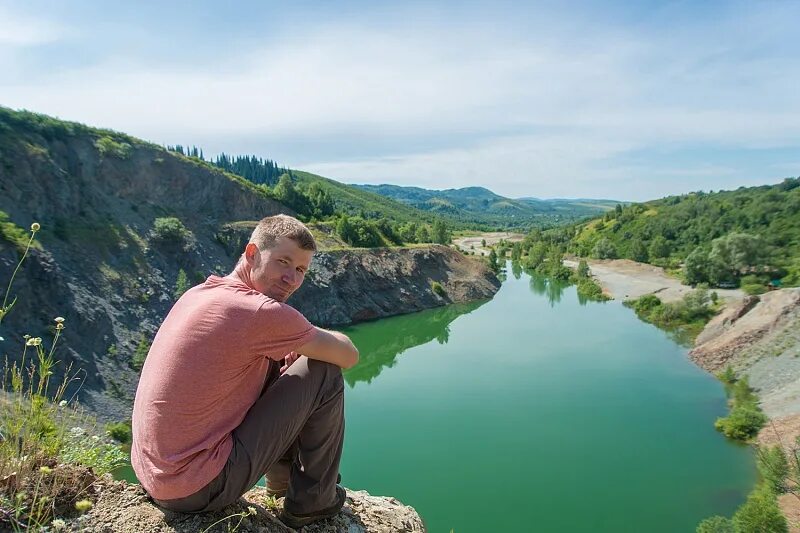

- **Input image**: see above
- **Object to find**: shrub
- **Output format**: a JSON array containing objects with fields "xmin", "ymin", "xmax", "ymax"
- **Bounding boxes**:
[
  {"xmin": 714, "ymin": 405, "xmax": 767, "ymax": 441},
  {"xmin": 174, "ymin": 269, "xmax": 190, "ymax": 300},
  {"xmin": 731, "ymin": 484, "xmax": 787, "ymax": 533},
  {"xmin": 742, "ymin": 283, "xmax": 767, "ymax": 295},
  {"xmin": 576, "ymin": 278, "xmax": 608, "ymax": 302},
  {"xmin": 106, "ymin": 421, "xmax": 133, "ymax": 444},
  {"xmin": 431, "ymin": 281, "xmax": 446, "ymax": 297},
  {"xmin": 717, "ymin": 365, "xmax": 736, "ymax": 385},
  {"xmin": 94, "ymin": 136, "xmax": 132, "ymax": 159},
  {"xmin": 757, "ymin": 446, "xmax": 789, "ymax": 493},
  {"xmin": 150, "ymin": 217, "xmax": 193, "ymax": 246},
  {"xmin": 131, "ymin": 334, "xmax": 151, "ymax": 370},
  {"xmin": 696, "ymin": 516, "xmax": 734, "ymax": 533}
]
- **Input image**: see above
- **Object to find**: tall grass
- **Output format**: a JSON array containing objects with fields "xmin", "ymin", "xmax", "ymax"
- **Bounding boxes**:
[{"xmin": 0, "ymin": 222, "xmax": 126, "ymax": 531}]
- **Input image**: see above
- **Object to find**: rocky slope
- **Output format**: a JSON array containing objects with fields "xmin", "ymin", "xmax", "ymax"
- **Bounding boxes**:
[
  {"xmin": 0, "ymin": 110, "xmax": 499, "ymax": 421},
  {"xmin": 68, "ymin": 474, "xmax": 425, "ymax": 533},
  {"xmin": 689, "ymin": 288, "xmax": 800, "ymax": 418}
]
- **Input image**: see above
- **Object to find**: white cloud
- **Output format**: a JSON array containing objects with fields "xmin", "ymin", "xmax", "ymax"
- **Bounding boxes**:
[
  {"xmin": 0, "ymin": 4, "xmax": 67, "ymax": 46},
  {"xmin": 0, "ymin": 3, "xmax": 798, "ymax": 199}
]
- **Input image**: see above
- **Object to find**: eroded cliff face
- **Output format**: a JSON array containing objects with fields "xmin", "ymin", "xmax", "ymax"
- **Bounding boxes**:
[
  {"xmin": 292, "ymin": 246, "xmax": 499, "ymax": 325},
  {"xmin": 0, "ymin": 114, "xmax": 499, "ymax": 421}
]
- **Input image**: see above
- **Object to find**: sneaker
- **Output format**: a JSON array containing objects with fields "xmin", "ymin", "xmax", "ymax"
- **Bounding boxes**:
[
  {"xmin": 279, "ymin": 485, "xmax": 347, "ymax": 528},
  {"xmin": 268, "ymin": 473, "xmax": 341, "ymax": 500}
]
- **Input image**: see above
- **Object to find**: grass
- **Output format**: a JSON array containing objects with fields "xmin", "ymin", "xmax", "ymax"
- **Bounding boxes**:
[{"xmin": 0, "ymin": 222, "xmax": 127, "ymax": 531}]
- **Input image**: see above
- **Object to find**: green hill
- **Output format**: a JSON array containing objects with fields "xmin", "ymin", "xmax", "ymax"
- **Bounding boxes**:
[
  {"xmin": 557, "ymin": 180, "xmax": 800, "ymax": 288},
  {"xmin": 355, "ymin": 184, "xmax": 617, "ymax": 229}
]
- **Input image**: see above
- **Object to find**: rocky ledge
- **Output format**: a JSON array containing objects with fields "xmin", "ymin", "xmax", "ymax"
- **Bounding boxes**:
[
  {"xmin": 67, "ymin": 478, "xmax": 425, "ymax": 533},
  {"xmin": 291, "ymin": 245, "xmax": 501, "ymax": 326}
]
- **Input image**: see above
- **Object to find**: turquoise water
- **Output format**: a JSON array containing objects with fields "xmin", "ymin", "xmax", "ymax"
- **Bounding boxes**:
[
  {"xmin": 118, "ymin": 264, "xmax": 755, "ymax": 531},
  {"xmin": 336, "ymin": 266, "xmax": 755, "ymax": 532}
]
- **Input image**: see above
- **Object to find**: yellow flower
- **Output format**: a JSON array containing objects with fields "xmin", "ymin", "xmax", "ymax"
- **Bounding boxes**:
[
  {"xmin": 75, "ymin": 499, "xmax": 93, "ymax": 513},
  {"xmin": 248, "ymin": 506, "xmax": 257, "ymax": 516},
  {"xmin": 26, "ymin": 337, "xmax": 42, "ymax": 346},
  {"xmin": 39, "ymin": 466, "xmax": 52, "ymax": 474},
  {"xmin": 31, "ymin": 222, "xmax": 40, "ymax": 232},
  {"xmin": 56, "ymin": 323, "xmax": 64, "ymax": 331}
]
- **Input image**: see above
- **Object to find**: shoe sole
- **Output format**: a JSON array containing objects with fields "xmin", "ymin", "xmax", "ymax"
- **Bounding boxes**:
[{"xmin": 279, "ymin": 486, "xmax": 346, "ymax": 528}]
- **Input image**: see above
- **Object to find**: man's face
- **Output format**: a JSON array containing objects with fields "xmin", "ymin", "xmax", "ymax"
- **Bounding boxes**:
[{"xmin": 248, "ymin": 236, "xmax": 314, "ymax": 302}]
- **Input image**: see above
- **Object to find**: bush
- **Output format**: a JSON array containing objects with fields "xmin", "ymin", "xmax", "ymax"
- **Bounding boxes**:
[
  {"xmin": 576, "ymin": 278, "xmax": 608, "ymax": 302},
  {"xmin": 150, "ymin": 217, "xmax": 194, "ymax": 247},
  {"xmin": 715, "ymin": 405, "xmax": 767, "ymax": 441},
  {"xmin": 742, "ymin": 283, "xmax": 767, "ymax": 295},
  {"xmin": 431, "ymin": 281, "xmax": 446, "ymax": 297},
  {"xmin": 717, "ymin": 365, "xmax": 736, "ymax": 385},
  {"xmin": 731, "ymin": 484, "xmax": 787, "ymax": 533},
  {"xmin": 106, "ymin": 421, "xmax": 133, "ymax": 444},
  {"xmin": 131, "ymin": 334, "xmax": 151, "ymax": 370},
  {"xmin": 94, "ymin": 136, "xmax": 132, "ymax": 159},
  {"xmin": 696, "ymin": 516, "xmax": 734, "ymax": 533},
  {"xmin": 757, "ymin": 446, "xmax": 789, "ymax": 493},
  {"xmin": 174, "ymin": 269, "xmax": 190, "ymax": 300}
]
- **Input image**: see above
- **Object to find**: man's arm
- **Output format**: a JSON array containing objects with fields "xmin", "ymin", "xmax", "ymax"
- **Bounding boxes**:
[{"xmin": 296, "ymin": 327, "xmax": 359, "ymax": 369}]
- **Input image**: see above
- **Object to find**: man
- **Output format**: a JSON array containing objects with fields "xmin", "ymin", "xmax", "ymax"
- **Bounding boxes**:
[{"xmin": 131, "ymin": 214, "xmax": 358, "ymax": 528}]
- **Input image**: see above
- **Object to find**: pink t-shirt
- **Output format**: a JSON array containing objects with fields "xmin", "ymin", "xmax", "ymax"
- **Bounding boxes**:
[{"xmin": 131, "ymin": 275, "xmax": 316, "ymax": 500}]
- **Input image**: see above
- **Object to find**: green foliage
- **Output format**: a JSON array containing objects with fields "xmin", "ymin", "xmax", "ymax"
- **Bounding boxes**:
[
  {"xmin": 106, "ymin": 420, "xmax": 133, "ymax": 444},
  {"xmin": 577, "ymin": 260, "xmax": 590, "ymax": 279},
  {"xmin": 696, "ymin": 516, "xmax": 734, "ymax": 533},
  {"xmin": 576, "ymin": 277, "xmax": 608, "ymax": 302},
  {"xmin": 591, "ymin": 237, "xmax": 617, "ymax": 259},
  {"xmin": 174, "ymin": 269, "xmax": 190, "ymax": 300},
  {"xmin": 0, "ymin": 211, "xmax": 41, "ymax": 253},
  {"xmin": 717, "ymin": 365, "xmax": 736, "ymax": 385},
  {"xmin": 714, "ymin": 377, "xmax": 767, "ymax": 441},
  {"xmin": 431, "ymin": 219, "xmax": 451, "ymax": 244},
  {"xmin": 94, "ymin": 136, "xmax": 132, "ymax": 159},
  {"xmin": 731, "ymin": 484, "xmax": 788, "ymax": 533},
  {"xmin": 150, "ymin": 217, "xmax": 193, "ymax": 246},
  {"xmin": 565, "ymin": 179, "xmax": 800, "ymax": 287},
  {"xmin": 624, "ymin": 289, "xmax": 716, "ymax": 344},
  {"xmin": 59, "ymin": 427, "xmax": 127, "ymax": 474},
  {"xmin": 131, "ymin": 334, "xmax": 151, "ymax": 371},
  {"xmin": 431, "ymin": 281, "xmax": 446, "ymax": 297},
  {"xmin": 488, "ymin": 248, "xmax": 500, "ymax": 273},
  {"xmin": 757, "ymin": 446, "xmax": 789, "ymax": 493},
  {"xmin": 335, "ymin": 216, "xmax": 385, "ymax": 247}
]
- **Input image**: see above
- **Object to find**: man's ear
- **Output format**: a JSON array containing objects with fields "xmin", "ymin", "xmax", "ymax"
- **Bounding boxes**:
[{"xmin": 244, "ymin": 243, "xmax": 258, "ymax": 265}]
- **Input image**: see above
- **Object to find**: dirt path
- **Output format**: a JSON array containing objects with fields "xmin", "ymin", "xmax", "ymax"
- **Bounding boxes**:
[
  {"xmin": 563, "ymin": 258, "xmax": 744, "ymax": 304},
  {"xmin": 452, "ymin": 232, "xmax": 525, "ymax": 257}
]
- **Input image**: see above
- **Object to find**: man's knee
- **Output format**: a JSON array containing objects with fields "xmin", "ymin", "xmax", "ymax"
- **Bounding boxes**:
[{"xmin": 307, "ymin": 358, "xmax": 344, "ymax": 392}]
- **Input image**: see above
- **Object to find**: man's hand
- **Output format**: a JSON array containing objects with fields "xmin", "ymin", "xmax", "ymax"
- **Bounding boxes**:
[{"xmin": 281, "ymin": 351, "xmax": 300, "ymax": 374}]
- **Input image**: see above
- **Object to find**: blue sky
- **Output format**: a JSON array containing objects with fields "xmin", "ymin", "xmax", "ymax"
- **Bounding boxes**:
[{"xmin": 1, "ymin": 0, "xmax": 798, "ymax": 201}]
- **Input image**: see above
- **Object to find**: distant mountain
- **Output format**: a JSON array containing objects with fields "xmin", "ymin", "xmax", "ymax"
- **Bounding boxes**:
[{"xmin": 354, "ymin": 184, "xmax": 620, "ymax": 229}]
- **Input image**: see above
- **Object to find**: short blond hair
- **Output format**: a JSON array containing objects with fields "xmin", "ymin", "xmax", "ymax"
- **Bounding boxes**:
[{"xmin": 249, "ymin": 214, "xmax": 316, "ymax": 251}]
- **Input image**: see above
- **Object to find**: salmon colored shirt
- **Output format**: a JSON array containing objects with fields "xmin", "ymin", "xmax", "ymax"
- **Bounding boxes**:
[{"xmin": 131, "ymin": 275, "xmax": 315, "ymax": 500}]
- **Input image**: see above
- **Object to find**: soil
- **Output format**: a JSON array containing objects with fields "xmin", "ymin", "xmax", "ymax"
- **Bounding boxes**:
[{"xmin": 452, "ymin": 232, "xmax": 524, "ymax": 257}]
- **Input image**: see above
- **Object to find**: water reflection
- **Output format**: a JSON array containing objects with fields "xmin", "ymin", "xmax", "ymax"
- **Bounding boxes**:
[
  {"xmin": 511, "ymin": 261, "xmax": 522, "ymax": 279},
  {"xmin": 526, "ymin": 271, "xmax": 568, "ymax": 307},
  {"xmin": 341, "ymin": 299, "xmax": 488, "ymax": 387}
]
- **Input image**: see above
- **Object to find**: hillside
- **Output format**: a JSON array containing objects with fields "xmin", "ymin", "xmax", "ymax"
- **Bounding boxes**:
[
  {"xmin": 0, "ymin": 107, "xmax": 500, "ymax": 420},
  {"xmin": 554, "ymin": 180, "xmax": 800, "ymax": 288},
  {"xmin": 355, "ymin": 183, "xmax": 616, "ymax": 229}
]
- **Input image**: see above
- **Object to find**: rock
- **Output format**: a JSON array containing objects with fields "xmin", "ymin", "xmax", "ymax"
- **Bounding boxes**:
[{"xmin": 69, "ymin": 479, "xmax": 425, "ymax": 533}]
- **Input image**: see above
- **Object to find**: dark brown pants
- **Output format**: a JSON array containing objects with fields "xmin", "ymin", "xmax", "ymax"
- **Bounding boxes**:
[{"xmin": 153, "ymin": 357, "xmax": 345, "ymax": 514}]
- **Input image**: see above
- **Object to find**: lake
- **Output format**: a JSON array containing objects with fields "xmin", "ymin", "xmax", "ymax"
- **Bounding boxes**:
[
  {"xmin": 336, "ymin": 264, "xmax": 754, "ymax": 532},
  {"xmin": 117, "ymin": 263, "xmax": 755, "ymax": 532}
]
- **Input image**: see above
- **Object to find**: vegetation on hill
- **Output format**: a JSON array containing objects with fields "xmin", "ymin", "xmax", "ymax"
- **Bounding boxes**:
[
  {"xmin": 355, "ymin": 183, "xmax": 618, "ymax": 230},
  {"xmin": 516, "ymin": 179, "xmax": 800, "ymax": 290}
]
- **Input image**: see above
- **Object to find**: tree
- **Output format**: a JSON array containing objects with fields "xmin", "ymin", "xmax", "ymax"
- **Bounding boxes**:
[
  {"xmin": 592, "ymin": 238, "xmax": 617, "ymax": 260},
  {"xmin": 415, "ymin": 225, "xmax": 431, "ymax": 243},
  {"xmin": 684, "ymin": 247, "xmax": 709, "ymax": 285},
  {"xmin": 432, "ymin": 219, "xmax": 450, "ymax": 244},
  {"xmin": 511, "ymin": 242, "xmax": 522, "ymax": 262},
  {"xmin": 648, "ymin": 236, "xmax": 671, "ymax": 259},
  {"xmin": 731, "ymin": 484, "xmax": 787, "ymax": 533},
  {"xmin": 488, "ymin": 248, "xmax": 500, "ymax": 273},
  {"xmin": 577, "ymin": 260, "xmax": 590, "ymax": 279},
  {"xmin": 629, "ymin": 239, "xmax": 648, "ymax": 262}
]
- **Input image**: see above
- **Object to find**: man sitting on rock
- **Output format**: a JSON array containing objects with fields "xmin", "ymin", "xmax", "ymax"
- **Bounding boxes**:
[{"xmin": 131, "ymin": 214, "xmax": 359, "ymax": 528}]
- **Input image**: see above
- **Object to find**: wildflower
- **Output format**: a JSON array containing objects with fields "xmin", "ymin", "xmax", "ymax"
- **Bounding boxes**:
[
  {"xmin": 54, "ymin": 316, "xmax": 65, "ymax": 323},
  {"xmin": 91, "ymin": 435, "xmax": 100, "ymax": 441},
  {"xmin": 248, "ymin": 506, "xmax": 257, "ymax": 516},
  {"xmin": 0, "ymin": 336, "xmax": 4, "ymax": 342},
  {"xmin": 16, "ymin": 492, "xmax": 26, "ymax": 501},
  {"xmin": 56, "ymin": 323, "xmax": 64, "ymax": 330},
  {"xmin": 51, "ymin": 518, "xmax": 66, "ymax": 531},
  {"xmin": 75, "ymin": 499, "xmax": 93, "ymax": 512},
  {"xmin": 31, "ymin": 222, "xmax": 40, "ymax": 232},
  {"xmin": 39, "ymin": 466, "xmax": 52, "ymax": 474},
  {"xmin": 23, "ymin": 334, "xmax": 30, "ymax": 339},
  {"xmin": 26, "ymin": 337, "xmax": 42, "ymax": 346},
  {"xmin": 59, "ymin": 400, "xmax": 68, "ymax": 407}
]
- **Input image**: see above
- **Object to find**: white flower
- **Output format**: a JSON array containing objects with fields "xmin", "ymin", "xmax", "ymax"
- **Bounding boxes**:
[
  {"xmin": 51, "ymin": 518, "xmax": 66, "ymax": 531},
  {"xmin": 59, "ymin": 400, "xmax": 68, "ymax": 407},
  {"xmin": 30, "ymin": 222, "xmax": 40, "ymax": 232},
  {"xmin": 91, "ymin": 435, "xmax": 100, "ymax": 441},
  {"xmin": 54, "ymin": 316, "xmax": 65, "ymax": 323}
]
